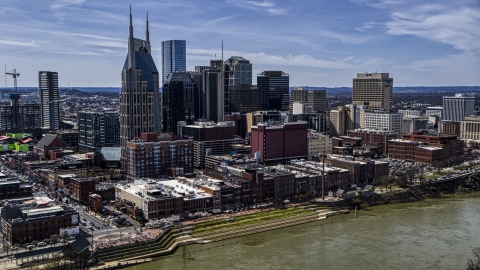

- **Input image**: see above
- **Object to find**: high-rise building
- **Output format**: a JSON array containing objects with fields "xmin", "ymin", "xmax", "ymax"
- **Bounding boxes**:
[
  {"xmin": 442, "ymin": 93, "xmax": 475, "ymax": 122},
  {"xmin": 224, "ymin": 56, "xmax": 252, "ymax": 114},
  {"xmin": 203, "ymin": 67, "xmax": 223, "ymax": 122},
  {"xmin": 120, "ymin": 10, "xmax": 161, "ymax": 161},
  {"xmin": 364, "ymin": 111, "xmax": 403, "ymax": 137},
  {"xmin": 329, "ymin": 105, "xmax": 357, "ymax": 137},
  {"xmin": 251, "ymin": 121, "xmax": 308, "ymax": 165},
  {"xmin": 78, "ymin": 110, "xmax": 120, "ymax": 152},
  {"xmin": 38, "ymin": 71, "xmax": 59, "ymax": 132},
  {"xmin": 224, "ymin": 56, "xmax": 252, "ymax": 86},
  {"xmin": 162, "ymin": 71, "xmax": 200, "ymax": 133},
  {"xmin": 257, "ymin": 71, "xmax": 289, "ymax": 111},
  {"xmin": 0, "ymin": 104, "xmax": 41, "ymax": 135},
  {"xmin": 460, "ymin": 116, "xmax": 480, "ymax": 142},
  {"xmin": 161, "ymin": 40, "xmax": 186, "ymax": 84},
  {"xmin": 290, "ymin": 87, "xmax": 326, "ymax": 112},
  {"xmin": 181, "ymin": 121, "xmax": 239, "ymax": 168},
  {"xmin": 228, "ymin": 85, "xmax": 259, "ymax": 113},
  {"xmin": 352, "ymin": 73, "xmax": 393, "ymax": 110}
]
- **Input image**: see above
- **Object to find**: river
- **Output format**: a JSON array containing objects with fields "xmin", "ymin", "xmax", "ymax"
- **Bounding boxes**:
[{"xmin": 125, "ymin": 193, "xmax": 480, "ymax": 270}]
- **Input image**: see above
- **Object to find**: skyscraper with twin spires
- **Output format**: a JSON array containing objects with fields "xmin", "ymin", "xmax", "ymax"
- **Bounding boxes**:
[{"xmin": 120, "ymin": 7, "xmax": 161, "ymax": 162}]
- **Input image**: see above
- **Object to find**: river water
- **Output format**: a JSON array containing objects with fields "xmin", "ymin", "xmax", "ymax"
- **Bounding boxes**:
[{"xmin": 125, "ymin": 193, "xmax": 480, "ymax": 270}]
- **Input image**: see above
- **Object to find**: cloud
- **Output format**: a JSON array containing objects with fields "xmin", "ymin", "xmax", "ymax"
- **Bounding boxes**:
[
  {"xmin": 341, "ymin": 56, "xmax": 354, "ymax": 62},
  {"xmin": 350, "ymin": 0, "xmax": 403, "ymax": 9},
  {"xmin": 0, "ymin": 39, "xmax": 36, "ymax": 47},
  {"xmin": 355, "ymin": 21, "xmax": 380, "ymax": 32},
  {"xmin": 51, "ymin": 0, "xmax": 85, "ymax": 9},
  {"xmin": 227, "ymin": 0, "xmax": 288, "ymax": 15},
  {"xmin": 188, "ymin": 48, "xmax": 354, "ymax": 69},
  {"xmin": 386, "ymin": 7, "xmax": 480, "ymax": 52},
  {"xmin": 316, "ymin": 30, "xmax": 370, "ymax": 44},
  {"xmin": 204, "ymin": 14, "xmax": 242, "ymax": 26}
]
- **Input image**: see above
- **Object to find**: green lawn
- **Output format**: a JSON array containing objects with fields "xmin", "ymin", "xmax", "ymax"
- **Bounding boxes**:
[{"xmin": 191, "ymin": 207, "xmax": 313, "ymax": 235}]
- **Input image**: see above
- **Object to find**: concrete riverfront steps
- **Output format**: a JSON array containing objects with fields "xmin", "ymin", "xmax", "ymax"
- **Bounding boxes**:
[{"xmin": 194, "ymin": 209, "xmax": 345, "ymax": 243}]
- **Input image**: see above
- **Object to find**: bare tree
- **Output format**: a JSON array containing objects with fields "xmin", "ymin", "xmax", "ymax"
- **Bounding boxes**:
[
  {"xmin": 466, "ymin": 247, "xmax": 480, "ymax": 270},
  {"xmin": 2, "ymin": 243, "xmax": 11, "ymax": 254}
]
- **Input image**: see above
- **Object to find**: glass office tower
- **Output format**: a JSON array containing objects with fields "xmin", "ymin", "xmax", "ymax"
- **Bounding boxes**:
[{"xmin": 161, "ymin": 40, "xmax": 186, "ymax": 84}]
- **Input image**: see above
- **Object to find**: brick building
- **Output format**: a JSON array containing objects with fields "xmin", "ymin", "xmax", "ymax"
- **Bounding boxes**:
[
  {"xmin": 347, "ymin": 128, "xmax": 398, "ymax": 155},
  {"xmin": 282, "ymin": 160, "xmax": 350, "ymax": 193},
  {"xmin": 0, "ymin": 205, "xmax": 79, "ymax": 244},
  {"xmin": 325, "ymin": 155, "xmax": 388, "ymax": 184},
  {"xmin": 89, "ymin": 194, "xmax": 103, "ymax": 212},
  {"xmin": 388, "ymin": 131, "xmax": 464, "ymax": 165},
  {"xmin": 251, "ymin": 121, "xmax": 308, "ymax": 165},
  {"xmin": 70, "ymin": 178, "xmax": 96, "ymax": 203},
  {"xmin": 33, "ymin": 134, "xmax": 69, "ymax": 158},
  {"xmin": 438, "ymin": 121, "xmax": 462, "ymax": 136},
  {"xmin": 0, "ymin": 179, "xmax": 32, "ymax": 199},
  {"xmin": 125, "ymin": 132, "xmax": 193, "ymax": 180},
  {"xmin": 115, "ymin": 179, "xmax": 185, "ymax": 219}
]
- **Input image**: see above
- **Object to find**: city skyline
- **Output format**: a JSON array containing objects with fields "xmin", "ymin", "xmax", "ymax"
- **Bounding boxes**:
[{"xmin": 0, "ymin": 0, "xmax": 479, "ymax": 87}]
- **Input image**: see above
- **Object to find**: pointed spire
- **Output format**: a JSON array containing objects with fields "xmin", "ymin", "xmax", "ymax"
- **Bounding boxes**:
[
  {"xmin": 128, "ymin": 5, "xmax": 135, "ymax": 69},
  {"xmin": 146, "ymin": 12, "xmax": 150, "ymax": 43}
]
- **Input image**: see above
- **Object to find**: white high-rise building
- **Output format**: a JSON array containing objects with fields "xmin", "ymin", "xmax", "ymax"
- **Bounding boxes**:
[
  {"xmin": 364, "ymin": 112, "xmax": 403, "ymax": 137},
  {"xmin": 443, "ymin": 94, "xmax": 475, "ymax": 122},
  {"xmin": 398, "ymin": 109, "xmax": 421, "ymax": 117},
  {"xmin": 38, "ymin": 71, "xmax": 59, "ymax": 132}
]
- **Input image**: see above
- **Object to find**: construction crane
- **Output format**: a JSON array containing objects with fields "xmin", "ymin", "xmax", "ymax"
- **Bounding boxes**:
[{"xmin": 5, "ymin": 69, "xmax": 20, "ymax": 131}]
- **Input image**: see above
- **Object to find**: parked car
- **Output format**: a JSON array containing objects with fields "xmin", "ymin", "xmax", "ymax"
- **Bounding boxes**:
[
  {"xmin": 26, "ymin": 245, "xmax": 34, "ymax": 250},
  {"xmin": 162, "ymin": 222, "xmax": 174, "ymax": 229},
  {"xmin": 38, "ymin": 242, "xmax": 46, "ymax": 247},
  {"xmin": 11, "ymin": 246, "xmax": 18, "ymax": 250}
]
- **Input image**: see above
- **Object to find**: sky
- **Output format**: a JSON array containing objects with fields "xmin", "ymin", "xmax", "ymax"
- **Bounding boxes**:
[{"xmin": 0, "ymin": 0, "xmax": 479, "ymax": 87}]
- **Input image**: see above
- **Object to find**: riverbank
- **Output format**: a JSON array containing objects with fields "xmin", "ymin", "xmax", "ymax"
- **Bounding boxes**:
[
  {"xmin": 93, "ymin": 176, "xmax": 480, "ymax": 268},
  {"xmin": 123, "ymin": 192, "xmax": 480, "ymax": 270},
  {"xmin": 356, "ymin": 174, "xmax": 480, "ymax": 208}
]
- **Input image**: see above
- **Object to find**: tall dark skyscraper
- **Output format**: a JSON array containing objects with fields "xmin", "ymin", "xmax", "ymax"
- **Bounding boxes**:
[
  {"xmin": 38, "ymin": 71, "xmax": 59, "ymax": 132},
  {"xmin": 257, "ymin": 71, "xmax": 289, "ymax": 111},
  {"xmin": 162, "ymin": 71, "xmax": 200, "ymax": 133},
  {"xmin": 223, "ymin": 56, "xmax": 252, "ymax": 115},
  {"xmin": 120, "ymin": 9, "xmax": 161, "ymax": 161},
  {"xmin": 161, "ymin": 40, "xmax": 186, "ymax": 84}
]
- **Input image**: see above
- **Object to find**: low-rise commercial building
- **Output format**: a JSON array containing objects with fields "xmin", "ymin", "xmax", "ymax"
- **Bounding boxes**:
[
  {"xmin": 70, "ymin": 178, "xmax": 96, "ymax": 203},
  {"xmin": 115, "ymin": 179, "xmax": 184, "ymax": 220},
  {"xmin": 0, "ymin": 205, "xmax": 79, "ymax": 244},
  {"xmin": 325, "ymin": 155, "xmax": 388, "ymax": 184},
  {"xmin": 388, "ymin": 131, "xmax": 464, "ymax": 165},
  {"xmin": 347, "ymin": 128, "xmax": 397, "ymax": 155},
  {"xmin": 0, "ymin": 179, "xmax": 32, "ymax": 199}
]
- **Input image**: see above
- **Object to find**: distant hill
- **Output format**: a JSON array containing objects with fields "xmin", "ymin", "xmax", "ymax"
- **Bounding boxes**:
[{"xmin": 3, "ymin": 86, "xmax": 479, "ymax": 98}]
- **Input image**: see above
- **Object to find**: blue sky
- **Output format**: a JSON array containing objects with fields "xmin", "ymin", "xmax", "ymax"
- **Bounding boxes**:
[{"xmin": 0, "ymin": 0, "xmax": 479, "ymax": 87}]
